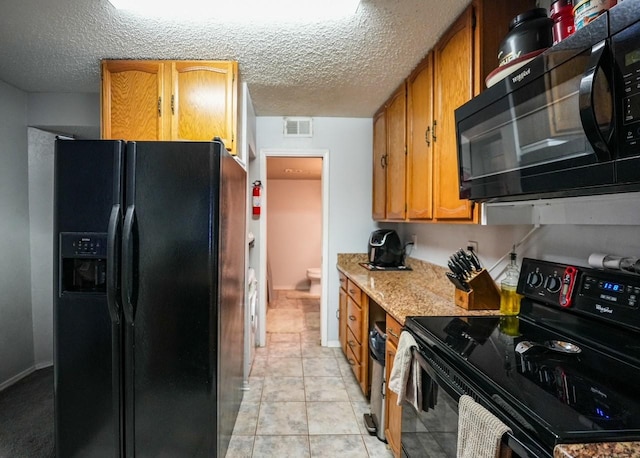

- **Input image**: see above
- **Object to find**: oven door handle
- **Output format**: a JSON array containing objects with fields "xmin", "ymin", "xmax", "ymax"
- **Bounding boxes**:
[{"xmin": 579, "ymin": 39, "xmax": 614, "ymax": 162}]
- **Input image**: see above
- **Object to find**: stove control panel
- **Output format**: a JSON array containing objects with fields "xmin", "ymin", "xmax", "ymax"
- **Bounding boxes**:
[
  {"xmin": 518, "ymin": 258, "xmax": 640, "ymax": 331},
  {"xmin": 518, "ymin": 258, "xmax": 574, "ymax": 307}
]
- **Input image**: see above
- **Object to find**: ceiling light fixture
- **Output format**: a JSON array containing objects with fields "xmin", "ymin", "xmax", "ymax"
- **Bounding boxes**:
[{"xmin": 107, "ymin": 0, "xmax": 361, "ymax": 21}]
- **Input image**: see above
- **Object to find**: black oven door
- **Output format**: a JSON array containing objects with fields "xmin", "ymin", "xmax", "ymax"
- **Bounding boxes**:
[
  {"xmin": 400, "ymin": 350, "xmax": 458, "ymax": 457},
  {"xmin": 455, "ymin": 14, "xmax": 616, "ymax": 202},
  {"xmin": 401, "ymin": 345, "xmax": 551, "ymax": 458}
]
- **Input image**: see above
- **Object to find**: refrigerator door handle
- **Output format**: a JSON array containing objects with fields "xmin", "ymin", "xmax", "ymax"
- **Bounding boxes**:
[
  {"xmin": 122, "ymin": 204, "xmax": 137, "ymax": 324},
  {"xmin": 106, "ymin": 204, "xmax": 122, "ymax": 324}
]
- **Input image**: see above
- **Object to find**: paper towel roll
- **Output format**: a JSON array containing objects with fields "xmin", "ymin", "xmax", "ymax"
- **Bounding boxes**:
[
  {"xmin": 588, "ymin": 253, "xmax": 622, "ymax": 270},
  {"xmin": 588, "ymin": 253, "xmax": 640, "ymax": 274}
]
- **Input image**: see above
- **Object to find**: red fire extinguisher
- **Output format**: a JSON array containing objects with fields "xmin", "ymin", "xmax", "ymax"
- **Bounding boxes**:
[{"xmin": 252, "ymin": 180, "xmax": 262, "ymax": 216}]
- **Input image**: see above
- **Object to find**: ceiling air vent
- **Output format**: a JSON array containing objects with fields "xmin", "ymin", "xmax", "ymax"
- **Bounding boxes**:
[{"xmin": 283, "ymin": 117, "xmax": 313, "ymax": 137}]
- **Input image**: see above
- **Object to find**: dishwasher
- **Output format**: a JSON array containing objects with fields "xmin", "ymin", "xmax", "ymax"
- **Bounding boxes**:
[{"xmin": 363, "ymin": 321, "xmax": 386, "ymax": 442}]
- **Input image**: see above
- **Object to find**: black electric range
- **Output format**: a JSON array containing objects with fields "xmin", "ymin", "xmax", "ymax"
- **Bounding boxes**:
[{"xmin": 404, "ymin": 258, "xmax": 640, "ymax": 457}]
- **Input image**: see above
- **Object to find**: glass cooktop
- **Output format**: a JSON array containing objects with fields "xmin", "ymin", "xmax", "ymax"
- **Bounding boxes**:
[{"xmin": 405, "ymin": 300, "xmax": 640, "ymax": 449}]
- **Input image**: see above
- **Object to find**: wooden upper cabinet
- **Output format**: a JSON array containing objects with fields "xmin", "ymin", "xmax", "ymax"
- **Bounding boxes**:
[
  {"xmin": 407, "ymin": 53, "xmax": 434, "ymax": 220},
  {"xmin": 101, "ymin": 60, "xmax": 167, "ymax": 141},
  {"xmin": 385, "ymin": 83, "xmax": 407, "ymax": 221},
  {"xmin": 370, "ymin": 0, "xmax": 535, "ymax": 224},
  {"xmin": 171, "ymin": 61, "xmax": 237, "ymax": 150},
  {"xmin": 372, "ymin": 107, "xmax": 387, "ymax": 220},
  {"xmin": 101, "ymin": 60, "xmax": 238, "ymax": 153},
  {"xmin": 433, "ymin": 7, "xmax": 475, "ymax": 221}
]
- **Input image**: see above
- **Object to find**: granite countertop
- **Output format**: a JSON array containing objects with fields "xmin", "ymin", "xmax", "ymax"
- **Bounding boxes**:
[
  {"xmin": 554, "ymin": 443, "xmax": 640, "ymax": 458},
  {"xmin": 336, "ymin": 253, "xmax": 500, "ymax": 325}
]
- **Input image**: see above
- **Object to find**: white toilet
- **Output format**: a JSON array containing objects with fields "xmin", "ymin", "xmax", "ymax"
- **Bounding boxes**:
[{"xmin": 306, "ymin": 267, "xmax": 322, "ymax": 297}]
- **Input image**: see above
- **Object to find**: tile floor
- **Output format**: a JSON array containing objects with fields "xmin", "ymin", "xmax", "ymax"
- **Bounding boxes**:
[{"xmin": 226, "ymin": 290, "xmax": 394, "ymax": 458}]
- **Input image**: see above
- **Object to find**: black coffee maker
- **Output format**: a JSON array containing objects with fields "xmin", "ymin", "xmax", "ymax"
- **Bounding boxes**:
[{"xmin": 368, "ymin": 230, "xmax": 404, "ymax": 267}]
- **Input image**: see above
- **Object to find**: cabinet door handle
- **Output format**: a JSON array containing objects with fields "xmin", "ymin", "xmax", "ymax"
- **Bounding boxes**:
[
  {"xmin": 336, "ymin": 309, "xmax": 340, "ymax": 319},
  {"xmin": 432, "ymin": 120, "xmax": 437, "ymax": 142},
  {"xmin": 348, "ymin": 289, "xmax": 357, "ymax": 295},
  {"xmin": 348, "ymin": 315, "xmax": 356, "ymax": 321},
  {"xmin": 380, "ymin": 154, "xmax": 387, "ymax": 168},
  {"xmin": 425, "ymin": 126, "xmax": 431, "ymax": 146},
  {"xmin": 171, "ymin": 95, "xmax": 175, "ymax": 115},
  {"xmin": 348, "ymin": 358, "xmax": 356, "ymax": 366},
  {"xmin": 388, "ymin": 329, "xmax": 399, "ymax": 339},
  {"xmin": 157, "ymin": 97, "xmax": 162, "ymax": 116},
  {"xmin": 348, "ymin": 340, "xmax": 356, "ymax": 348}
]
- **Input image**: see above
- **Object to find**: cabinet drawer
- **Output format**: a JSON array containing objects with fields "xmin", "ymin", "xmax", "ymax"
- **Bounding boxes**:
[
  {"xmin": 386, "ymin": 314, "xmax": 402, "ymax": 348},
  {"xmin": 339, "ymin": 271, "xmax": 347, "ymax": 291},
  {"xmin": 346, "ymin": 334, "xmax": 362, "ymax": 381},
  {"xmin": 346, "ymin": 326, "xmax": 362, "ymax": 364},
  {"xmin": 347, "ymin": 296, "xmax": 363, "ymax": 344},
  {"xmin": 346, "ymin": 279, "xmax": 362, "ymax": 305}
]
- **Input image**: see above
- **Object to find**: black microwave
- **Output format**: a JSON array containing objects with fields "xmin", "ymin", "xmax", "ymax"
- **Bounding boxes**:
[{"xmin": 455, "ymin": 1, "xmax": 640, "ymax": 202}]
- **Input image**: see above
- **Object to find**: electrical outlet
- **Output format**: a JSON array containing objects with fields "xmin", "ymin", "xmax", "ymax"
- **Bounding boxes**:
[
  {"xmin": 411, "ymin": 234, "xmax": 418, "ymax": 250},
  {"xmin": 467, "ymin": 240, "xmax": 478, "ymax": 254}
]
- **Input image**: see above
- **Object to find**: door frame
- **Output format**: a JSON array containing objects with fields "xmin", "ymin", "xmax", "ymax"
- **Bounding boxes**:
[{"xmin": 258, "ymin": 148, "xmax": 330, "ymax": 347}]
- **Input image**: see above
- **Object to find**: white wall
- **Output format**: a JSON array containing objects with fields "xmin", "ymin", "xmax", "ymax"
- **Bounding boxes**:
[
  {"xmin": 27, "ymin": 92, "xmax": 100, "ymax": 139},
  {"xmin": 394, "ymin": 222, "xmax": 640, "ymax": 283},
  {"xmin": 0, "ymin": 90, "xmax": 101, "ymax": 388},
  {"xmin": 253, "ymin": 117, "xmax": 377, "ymax": 344},
  {"xmin": 27, "ymin": 128, "xmax": 56, "ymax": 368},
  {"xmin": 267, "ymin": 178, "xmax": 322, "ymax": 290},
  {"xmin": 0, "ymin": 80, "xmax": 34, "ymax": 387}
]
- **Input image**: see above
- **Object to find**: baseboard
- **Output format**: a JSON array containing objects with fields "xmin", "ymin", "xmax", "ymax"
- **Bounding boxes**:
[
  {"xmin": 273, "ymin": 286, "xmax": 310, "ymax": 291},
  {"xmin": 0, "ymin": 366, "xmax": 36, "ymax": 392},
  {"xmin": 326, "ymin": 340, "xmax": 340, "ymax": 348},
  {"xmin": 35, "ymin": 361, "xmax": 53, "ymax": 370}
]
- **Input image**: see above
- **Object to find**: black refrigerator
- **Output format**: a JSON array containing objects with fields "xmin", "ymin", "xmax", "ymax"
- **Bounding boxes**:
[{"xmin": 53, "ymin": 139, "xmax": 246, "ymax": 457}]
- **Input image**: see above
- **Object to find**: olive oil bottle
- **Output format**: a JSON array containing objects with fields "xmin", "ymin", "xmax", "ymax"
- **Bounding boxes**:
[{"xmin": 500, "ymin": 251, "xmax": 523, "ymax": 315}]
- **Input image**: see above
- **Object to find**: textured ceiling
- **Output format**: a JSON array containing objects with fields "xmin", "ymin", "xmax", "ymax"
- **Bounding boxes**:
[{"xmin": 0, "ymin": 0, "xmax": 472, "ymax": 117}]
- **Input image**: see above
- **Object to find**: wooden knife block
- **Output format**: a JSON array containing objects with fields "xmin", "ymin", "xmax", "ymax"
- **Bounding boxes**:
[{"xmin": 454, "ymin": 269, "xmax": 501, "ymax": 310}]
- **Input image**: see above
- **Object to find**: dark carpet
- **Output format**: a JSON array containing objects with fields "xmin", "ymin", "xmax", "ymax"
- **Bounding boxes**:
[{"xmin": 0, "ymin": 367, "xmax": 54, "ymax": 458}]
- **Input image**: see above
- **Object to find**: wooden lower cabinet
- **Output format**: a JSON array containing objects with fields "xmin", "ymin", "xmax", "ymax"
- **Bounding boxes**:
[
  {"xmin": 338, "ymin": 274, "xmax": 348, "ymax": 356},
  {"xmin": 337, "ymin": 272, "xmax": 369, "ymax": 396},
  {"xmin": 385, "ymin": 314, "xmax": 402, "ymax": 457}
]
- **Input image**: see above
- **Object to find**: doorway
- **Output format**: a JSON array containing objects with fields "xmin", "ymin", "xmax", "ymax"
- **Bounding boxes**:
[{"xmin": 257, "ymin": 149, "xmax": 330, "ymax": 348}]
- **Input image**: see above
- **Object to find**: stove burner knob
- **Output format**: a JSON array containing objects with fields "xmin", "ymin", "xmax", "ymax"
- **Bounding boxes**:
[
  {"xmin": 527, "ymin": 271, "xmax": 544, "ymax": 288},
  {"xmin": 545, "ymin": 276, "xmax": 562, "ymax": 293}
]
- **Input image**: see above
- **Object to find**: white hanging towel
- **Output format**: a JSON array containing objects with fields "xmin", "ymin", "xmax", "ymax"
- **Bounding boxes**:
[
  {"xmin": 388, "ymin": 330, "xmax": 422, "ymax": 411},
  {"xmin": 457, "ymin": 394, "xmax": 512, "ymax": 458}
]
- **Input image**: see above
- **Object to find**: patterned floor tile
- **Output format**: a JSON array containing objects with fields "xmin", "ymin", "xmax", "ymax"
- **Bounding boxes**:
[
  {"xmin": 304, "ymin": 376, "xmax": 349, "ymax": 402},
  {"xmin": 232, "ymin": 401, "xmax": 260, "ymax": 436},
  {"xmin": 268, "ymin": 341, "xmax": 301, "ymax": 358},
  {"xmin": 300, "ymin": 329, "xmax": 321, "ymax": 344},
  {"xmin": 301, "ymin": 343, "xmax": 337, "ymax": 359},
  {"xmin": 250, "ymin": 356, "xmax": 267, "ymax": 377},
  {"xmin": 266, "ymin": 357, "xmax": 303, "ymax": 377},
  {"xmin": 225, "ymin": 435, "xmax": 254, "ymax": 458},
  {"xmin": 269, "ymin": 332, "xmax": 301, "ymax": 343},
  {"xmin": 256, "ymin": 401, "xmax": 308, "ymax": 435},
  {"xmin": 232, "ymin": 290, "xmax": 394, "ymax": 457},
  {"xmin": 252, "ymin": 436, "xmax": 310, "ymax": 458},
  {"xmin": 266, "ymin": 309, "xmax": 304, "ymax": 332},
  {"xmin": 350, "ymin": 400, "xmax": 374, "ymax": 435},
  {"xmin": 302, "ymin": 358, "xmax": 340, "ymax": 377},
  {"xmin": 309, "ymin": 435, "xmax": 368, "ymax": 457},
  {"xmin": 362, "ymin": 434, "xmax": 395, "ymax": 458},
  {"xmin": 306, "ymin": 401, "xmax": 361, "ymax": 435},
  {"xmin": 262, "ymin": 376, "xmax": 305, "ymax": 402}
]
